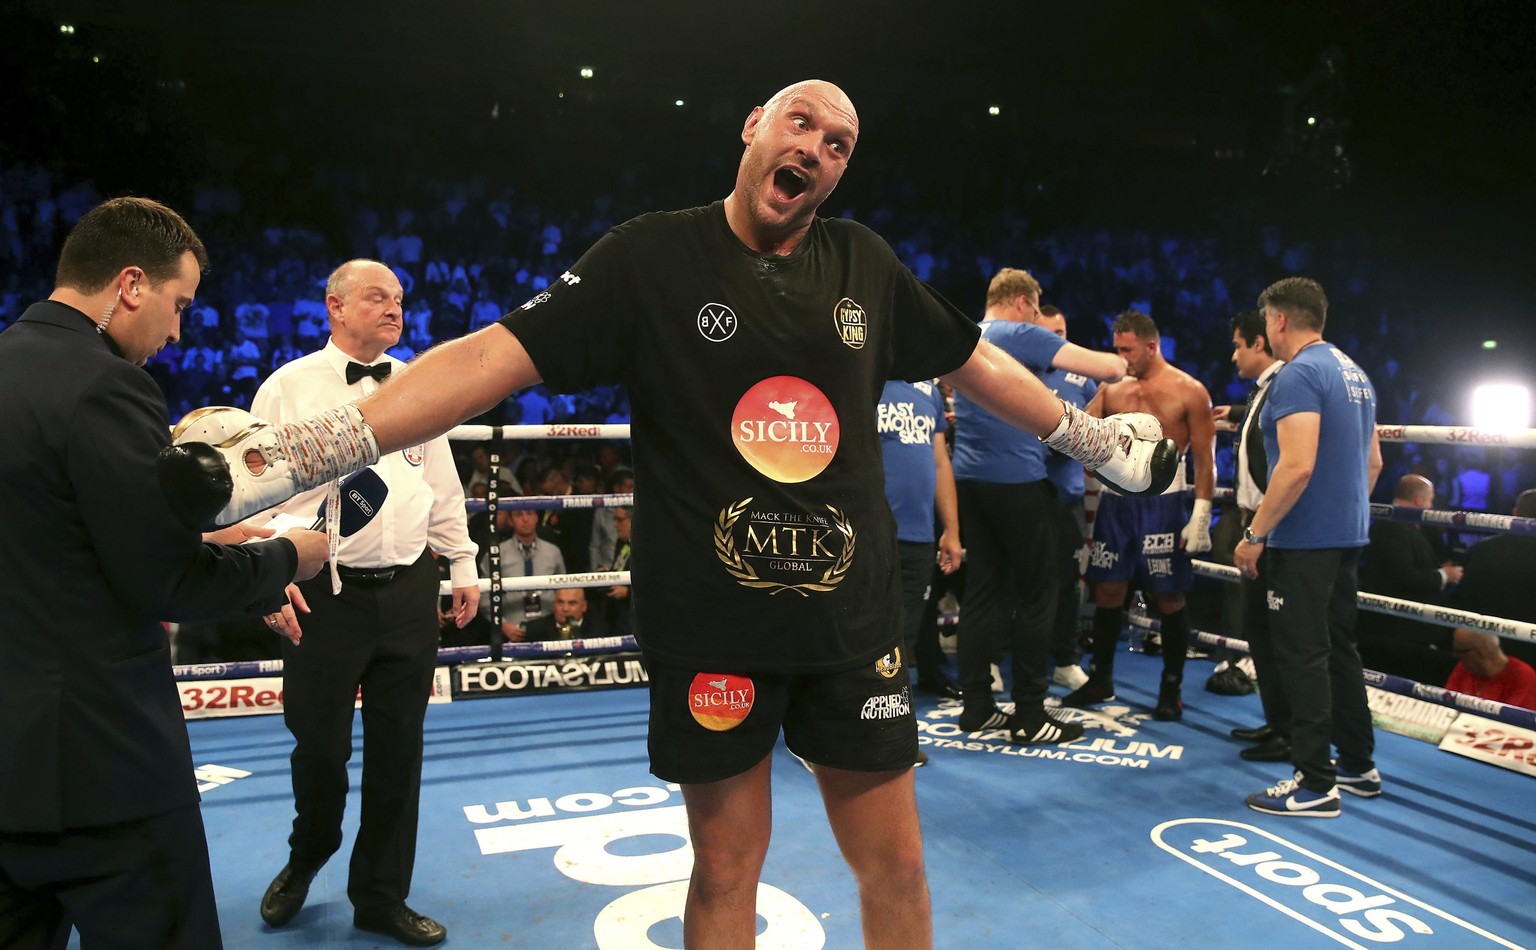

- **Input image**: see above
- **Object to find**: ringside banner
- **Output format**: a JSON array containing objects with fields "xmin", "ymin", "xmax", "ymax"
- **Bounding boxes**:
[
  {"xmin": 181, "ymin": 668, "xmax": 452, "ymax": 720},
  {"xmin": 455, "ymin": 652, "xmax": 649, "ymax": 698},
  {"xmin": 1439, "ymin": 714, "xmax": 1536, "ymax": 778}
]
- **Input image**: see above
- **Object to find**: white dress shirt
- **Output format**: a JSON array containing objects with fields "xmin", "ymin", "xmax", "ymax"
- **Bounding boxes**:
[
  {"xmin": 1235, "ymin": 359, "xmax": 1282, "ymax": 513},
  {"xmin": 252, "ymin": 339, "xmax": 478, "ymax": 588}
]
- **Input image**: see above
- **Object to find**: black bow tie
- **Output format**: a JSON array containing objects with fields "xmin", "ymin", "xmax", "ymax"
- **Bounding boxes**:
[{"xmin": 346, "ymin": 361, "xmax": 392, "ymax": 385}]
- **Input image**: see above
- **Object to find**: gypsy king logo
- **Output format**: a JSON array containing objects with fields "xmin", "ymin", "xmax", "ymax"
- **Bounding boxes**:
[
  {"xmin": 875, "ymin": 648, "xmax": 903, "ymax": 679},
  {"xmin": 833, "ymin": 297, "xmax": 867, "ymax": 350},
  {"xmin": 715, "ymin": 498, "xmax": 855, "ymax": 596},
  {"xmin": 731, "ymin": 376, "xmax": 840, "ymax": 483}
]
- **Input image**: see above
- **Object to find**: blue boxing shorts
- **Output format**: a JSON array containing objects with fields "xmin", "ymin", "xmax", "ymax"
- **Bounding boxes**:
[{"xmin": 1084, "ymin": 491, "xmax": 1193, "ymax": 593}]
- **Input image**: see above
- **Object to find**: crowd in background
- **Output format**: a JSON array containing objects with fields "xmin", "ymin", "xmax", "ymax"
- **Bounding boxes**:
[{"xmin": 2, "ymin": 140, "xmax": 1530, "ymax": 669}]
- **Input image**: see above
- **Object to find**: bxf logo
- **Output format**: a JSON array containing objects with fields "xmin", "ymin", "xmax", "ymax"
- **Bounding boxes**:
[
  {"xmin": 697, "ymin": 302, "xmax": 738, "ymax": 342},
  {"xmin": 1153, "ymin": 819, "xmax": 1516, "ymax": 948}
]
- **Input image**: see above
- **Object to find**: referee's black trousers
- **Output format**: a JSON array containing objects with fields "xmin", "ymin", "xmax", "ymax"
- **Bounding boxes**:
[{"xmin": 280, "ymin": 550, "xmax": 439, "ymax": 912}]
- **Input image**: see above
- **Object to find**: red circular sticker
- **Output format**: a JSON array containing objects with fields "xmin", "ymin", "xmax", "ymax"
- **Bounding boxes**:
[
  {"xmin": 730, "ymin": 376, "xmax": 840, "ymax": 483},
  {"xmin": 688, "ymin": 673, "xmax": 755, "ymax": 732}
]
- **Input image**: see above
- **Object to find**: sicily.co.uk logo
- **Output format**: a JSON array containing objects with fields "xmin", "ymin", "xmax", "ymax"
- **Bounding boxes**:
[{"xmin": 731, "ymin": 376, "xmax": 840, "ymax": 484}]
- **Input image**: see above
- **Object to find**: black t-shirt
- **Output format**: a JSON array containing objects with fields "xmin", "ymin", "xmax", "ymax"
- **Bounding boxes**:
[{"xmin": 501, "ymin": 202, "xmax": 980, "ymax": 672}]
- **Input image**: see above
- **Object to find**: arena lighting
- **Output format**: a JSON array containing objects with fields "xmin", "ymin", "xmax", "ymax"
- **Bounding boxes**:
[
  {"xmin": 1482, "ymin": 340, "xmax": 1498, "ymax": 350},
  {"xmin": 1470, "ymin": 383, "xmax": 1532, "ymax": 431},
  {"xmin": 674, "ymin": 99, "xmax": 685, "ymax": 107},
  {"xmin": 987, "ymin": 105, "xmax": 1001, "ymax": 116},
  {"xmin": 579, "ymin": 67, "xmax": 594, "ymax": 79},
  {"xmin": 1306, "ymin": 116, "xmax": 1317, "ymax": 125},
  {"xmin": 59, "ymin": 23, "xmax": 75, "ymax": 33},
  {"xmin": 91, "ymin": 55, "xmax": 100, "ymax": 63}
]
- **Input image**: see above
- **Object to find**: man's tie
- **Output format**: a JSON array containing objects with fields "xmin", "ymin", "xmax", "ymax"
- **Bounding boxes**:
[{"xmin": 346, "ymin": 361, "xmax": 393, "ymax": 385}]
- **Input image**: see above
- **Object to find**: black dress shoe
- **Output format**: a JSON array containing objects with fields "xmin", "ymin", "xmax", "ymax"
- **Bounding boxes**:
[
  {"xmin": 1239, "ymin": 735, "xmax": 1292, "ymax": 762},
  {"xmin": 354, "ymin": 904, "xmax": 447, "ymax": 947},
  {"xmin": 260, "ymin": 862, "xmax": 321, "ymax": 927},
  {"xmin": 1152, "ymin": 684, "xmax": 1183, "ymax": 722},
  {"xmin": 1230, "ymin": 724, "xmax": 1275, "ymax": 743}
]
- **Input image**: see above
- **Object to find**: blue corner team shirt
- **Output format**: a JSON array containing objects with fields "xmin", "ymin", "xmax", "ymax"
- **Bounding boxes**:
[
  {"xmin": 878, "ymin": 379, "xmax": 947, "ymax": 543},
  {"xmin": 950, "ymin": 320, "xmax": 1065, "ymax": 484},
  {"xmin": 1261, "ymin": 341, "xmax": 1377, "ymax": 549},
  {"xmin": 1040, "ymin": 365, "xmax": 1098, "ymax": 503}
]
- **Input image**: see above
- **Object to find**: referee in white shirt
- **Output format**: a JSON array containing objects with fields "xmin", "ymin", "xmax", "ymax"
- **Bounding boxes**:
[
  {"xmin": 252, "ymin": 260, "xmax": 478, "ymax": 947},
  {"xmin": 1216, "ymin": 309, "xmax": 1289, "ymax": 761}
]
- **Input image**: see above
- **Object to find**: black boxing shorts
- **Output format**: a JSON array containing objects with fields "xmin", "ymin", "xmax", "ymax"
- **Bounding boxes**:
[{"xmin": 645, "ymin": 642, "xmax": 920, "ymax": 785}]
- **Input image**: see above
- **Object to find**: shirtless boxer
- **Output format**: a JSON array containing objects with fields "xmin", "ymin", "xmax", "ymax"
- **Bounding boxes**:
[{"xmin": 1064, "ymin": 310, "xmax": 1215, "ymax": 720}]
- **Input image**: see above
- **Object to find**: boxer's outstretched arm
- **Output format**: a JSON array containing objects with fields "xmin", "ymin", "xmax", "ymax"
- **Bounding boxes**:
[
  {"xmin": 941, "ymin": 340, "xmax": 1064, "ymax": 435},
  {"xmin": 357, "ymin": 325, "xmax": 542, "ymax": 454}
]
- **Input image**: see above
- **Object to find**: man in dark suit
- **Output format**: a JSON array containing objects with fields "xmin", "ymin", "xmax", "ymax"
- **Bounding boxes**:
[
  {"xmin": 1358, "ymin": 474, "xmax": 1464, "ymax": 683},
  {"xmin": 1212, "ymin": 309, "xmax": 1290, "ymax": 760},
  {"xmin": 524, "ymin": 588, "xmax": 609, "ymax": 642},
  {"xmin": 0, "ymin": 197, "xmax": 327, "ymax": 949},
  {"xmin": 1454, "ymin": 488, "xmax": 1536, "ymax": 669}
]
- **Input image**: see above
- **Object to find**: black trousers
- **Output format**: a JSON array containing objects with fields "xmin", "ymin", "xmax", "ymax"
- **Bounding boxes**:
[
  {"xmin": 1241, "ymin": 557, "xmax": 1292, "ymax": 735},
  {"xmin": 280, "ymin": 550, "xmax": 439, "ymax": 911},
  {"xmin": 896, "ymin": 540, "xmax": 946, "ymax": 681},
  {"xmin": 1266, "ymin": 546, "xmax": 1374, "ymax": 792},
  {"xmin": 0, "ymin": 804, "xmax": 221, "ymax": 950},
  {"xmin": 1239, "ymin": 513, "xmax": 1291, "ymax": 735},
  {"xmin": 955, "ymin": 479, "xmax": 1058, "ymax": 710},
  {"xmin": 1049, "ymin": 501, "xmax": 1087, "ymax": 667}
]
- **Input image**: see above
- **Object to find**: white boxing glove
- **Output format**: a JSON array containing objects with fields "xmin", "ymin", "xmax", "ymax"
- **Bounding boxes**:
[
  {"xmin": 1181, "ymin": 498, "xmax": 1213, "ymax": 554},
  {"xmin": 1044, "ymin": 406, "xmax": 1179, "ymax": 497},
  {"xmin": 158, "ymin": 405, "xmax": 377, "ymax": 530}
]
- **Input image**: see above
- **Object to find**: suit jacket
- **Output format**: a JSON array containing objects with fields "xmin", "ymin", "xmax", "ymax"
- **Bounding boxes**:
[
  {"xmin": 0, "ymin": 301, "xmax": 297, "ymax": 833},
  {"xmin": 1358, "ymin": 519, "xmax": 1449, "ymax": 648},
  {"xmin": 1455, "ymin": 533, "xmax": 1536, "ymax": 667},
  {"xmin": 524, "ymin": 612, "xmax": 609, "ymax": 643},
  {"xmin": 1230, "ymin": 365, "xmax": 1276, "ymax": 509}
]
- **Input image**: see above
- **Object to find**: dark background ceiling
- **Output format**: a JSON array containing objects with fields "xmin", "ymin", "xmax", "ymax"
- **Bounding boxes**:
[{"xmin": 5, "ymin": 1, "xmax": 1534, "ymax": 357}]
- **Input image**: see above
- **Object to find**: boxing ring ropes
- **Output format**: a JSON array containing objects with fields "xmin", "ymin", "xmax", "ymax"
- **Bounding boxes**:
[{"xmin": 172, "ymin": 420, "xmax": 1536, "ymax": 761}]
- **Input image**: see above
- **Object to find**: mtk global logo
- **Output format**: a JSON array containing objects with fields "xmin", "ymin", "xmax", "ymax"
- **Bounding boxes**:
[{"xmin": 731, "ymin": 376, "xmax": 840, "ymax": 483}]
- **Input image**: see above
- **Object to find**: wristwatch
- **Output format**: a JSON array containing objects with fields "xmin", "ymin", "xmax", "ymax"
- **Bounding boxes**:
[{"xmin": 1243, "ymin": 526, "xmax": 1269, "ymax": 546}]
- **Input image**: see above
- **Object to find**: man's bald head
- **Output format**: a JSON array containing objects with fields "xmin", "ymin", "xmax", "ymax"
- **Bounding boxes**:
[
  {"xmin": 761, "ymin": 80, "xmax": 859, "ymax": 139},
  {"xmin": 1394, "ymin": 474, "xmax": 1435, "ymax": 508}
]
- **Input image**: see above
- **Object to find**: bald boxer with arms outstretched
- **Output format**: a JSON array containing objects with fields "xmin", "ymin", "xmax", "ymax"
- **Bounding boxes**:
[
  {"xmin": 1065, "ymin": 309, "xmax": 1215, "ymax": 721},
  {"xmin": 162, "ymin": 81, "xmax": 1178, "ymax": 949}
]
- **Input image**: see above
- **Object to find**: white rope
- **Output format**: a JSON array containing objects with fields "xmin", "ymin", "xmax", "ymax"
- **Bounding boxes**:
[
  {"xmin": 440, "ymin": 570, "xmax": 632, "ymax": 596},
  {"xmin": 1189, "ymin": 559, "xmax": 1536, "ymax": 643},
  {"xmin": 1374, "ymin": 423, "xmax": 1536, "ymax": 448},
  {"xmin": 448, "ymin": 423, "xmax": 632, "ymax": 441}
]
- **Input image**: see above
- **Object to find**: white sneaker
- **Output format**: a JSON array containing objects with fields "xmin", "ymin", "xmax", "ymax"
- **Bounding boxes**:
[{"xmin": 1053, "ymin": 664, "xmax": 1089, "ymax": 690}]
